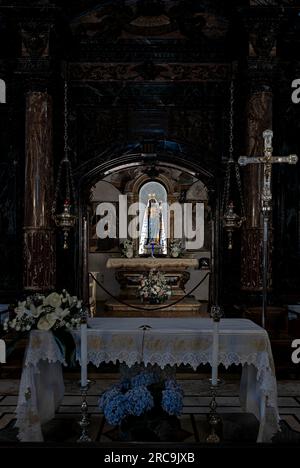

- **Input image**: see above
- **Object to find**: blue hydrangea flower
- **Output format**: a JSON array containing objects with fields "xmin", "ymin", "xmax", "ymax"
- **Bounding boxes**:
[
  {"xmin": 99, "ymin": 374, "xmax": 184, "ymax": 426},
  {"xmin": 165, "ymin": 379, "xmax": 184, "ymax": 395},
  {"xmin": 130, "ymin": 371, "xmax": 158, "ymax": 388},
  {"xmin": 125, "ymin": 386, "xmax": 154, "ymax": 417},
  {"xmin": 103, "ymin": 393, "xmax": 128, "ymax": 426},
  {"xmin": 161, "ymin": 389, "xmax": 183, "ymax": 416},
  {"xmin": 99, "ymin": 386, "xmax": 121, "ymax": 410}
]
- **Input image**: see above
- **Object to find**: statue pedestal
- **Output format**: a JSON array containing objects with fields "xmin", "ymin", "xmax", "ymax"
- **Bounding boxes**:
[{"xmin": 105, "ymin": 257, "xmax": 207, "ymax": 317}]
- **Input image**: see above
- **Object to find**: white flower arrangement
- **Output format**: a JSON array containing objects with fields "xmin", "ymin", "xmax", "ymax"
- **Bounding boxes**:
[
  {"xmin": 138, "ymin": 270, "xmax": 171, "ymax": 304},
  {"xmin": 2, "ymin": 290, "xmax": 83, "ymax": 333}
]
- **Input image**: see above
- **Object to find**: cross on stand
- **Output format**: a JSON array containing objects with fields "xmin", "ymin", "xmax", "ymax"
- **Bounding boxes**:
[{"xmin": 238, "ymin": 130, "xmax": 298, "ymax": 328}]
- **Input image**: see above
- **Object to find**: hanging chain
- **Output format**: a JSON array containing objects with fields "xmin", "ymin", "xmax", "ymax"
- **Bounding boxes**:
[
  {"xmin": 65, "ymin": 82, "xmax": 71, "ymax": 199},
  {"xmin": 228, "ymin": 80, "xmax": 234, "ymax": 162},
  {"xmin": 222, "ymin": 163, "xmax": 231, "ymax": 214},
  {"xmin": 231, "ymin": 79, "xmax": 246, "ymax": 220},
  {"xmin": 68, "ymin": 161, "xmax": 77, "ymax": 208},
  {"xmin": 64, "ymin": 80, "xmax": 69, "ymax": 159},
  {"xmin": 51, "ymin": 162, "xmax": 62, "ymax": 215},
  {"xmin": 64, "ymin": 80, "xmax": 76, "ymax": 203},
  {"xmin": 221, "ymin": 81, "xmax": 234, "ymax": 214},
  {"xmin": 235, "ymin": 161, "xmax": 246, "ymax": 219},
  {"xmin": 221, "ymin": 80, "xmax": 245, "ymax": 219},
  {"xmin": 51, "ymin": 79, "xmax": 77, "ymax": 216}
]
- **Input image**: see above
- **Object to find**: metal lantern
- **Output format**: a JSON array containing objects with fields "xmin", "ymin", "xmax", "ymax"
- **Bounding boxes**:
[
  {"xmin": 52, "ymin": 81, "xmax": 77, "ymax": 249},
  {"xmin": 53, "ymin": 197, "xmax": 77, "ymax": 249},
  {"xmin": 221, "ymin": 81, "xmax": 245, "ymax": 250},
  {"xmin": 223, "ymin": 201, "xmax": 243, "ymax": 250}
]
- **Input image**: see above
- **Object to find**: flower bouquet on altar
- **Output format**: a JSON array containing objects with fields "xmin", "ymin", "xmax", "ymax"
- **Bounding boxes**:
[
  {"xmin": 99, "ymin": 370, "xmax": 184, "ymax": 442},
  {"xmin": 2, "ymin": 290, "xmax": 83, "ymax": 333},
  {"xmin": 138, "ymin": 270, "xmax": 171, "ymax": 304}
]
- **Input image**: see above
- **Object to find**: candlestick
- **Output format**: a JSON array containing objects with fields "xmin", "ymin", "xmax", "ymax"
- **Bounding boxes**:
[
  {"xmin": 210, "ymin": 305, "xmax": 222, "ymax": 386},
  {"xmin": 207, "ymin": 305, "xmax": 223, "ymax": 443},
  {"xmin": 78, "ymin": 380, "xmax": 91, "ymax": 443},
  {"xmin": 80, "ymin": 321, "xmax": 88, "ymax": 388},
  {"xmin": 206, "ymin": 383, "xmax": 222, "ymax": 443},
  {"xmin": 211, "ymin": 320, "xmax": 219, "ymax": 386}
]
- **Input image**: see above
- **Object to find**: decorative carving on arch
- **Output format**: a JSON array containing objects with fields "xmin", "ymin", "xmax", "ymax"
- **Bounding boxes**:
[
  {"xmin": 75, "ymin": 144, "xmax": 215, "ymax": 198},
  {"xmin": 69, "ymin": 62, "xmax": 231, "ymax": 82}
]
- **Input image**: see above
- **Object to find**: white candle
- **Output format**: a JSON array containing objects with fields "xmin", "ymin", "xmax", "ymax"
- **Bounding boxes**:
[
  {"xmin": 211, "ymin": 319, "xmax": 219, "ymax": 386},
  {"xmin": 80, "ymin": 322, "xmax": 88, "ymax": 387}
]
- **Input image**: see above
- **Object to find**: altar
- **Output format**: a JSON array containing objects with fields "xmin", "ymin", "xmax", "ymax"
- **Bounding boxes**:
[
  {"xmin": 15, "ymin": 317, "xmax": 279, "ymax": 443},
  {"xmin": 104, "ymin": 257, "xmax": 208, "ymax": 317}
]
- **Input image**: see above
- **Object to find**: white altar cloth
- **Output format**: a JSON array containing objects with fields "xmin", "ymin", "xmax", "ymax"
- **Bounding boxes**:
[
  {"xmin": 73, "ymin": 317, "xmax": 279, "ymax": 443},
  {"xmin": 15, "ymin": 318, "xmax": 279, "ymax": 443},
  {"xmin": 15, "ymin": 331, "xmax": 65, "ymax": 442}
]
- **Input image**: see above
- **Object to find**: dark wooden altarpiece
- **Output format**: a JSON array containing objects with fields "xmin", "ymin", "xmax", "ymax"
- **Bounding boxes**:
[{"xmin": 0, "ymin": 0, "xmax": 300, "ymax": 309}]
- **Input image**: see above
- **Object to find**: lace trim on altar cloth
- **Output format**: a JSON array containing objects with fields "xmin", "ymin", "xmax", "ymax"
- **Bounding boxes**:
[
  {"xmin": 24, "ymin": 330, "xmax": 66, "ymax": 368},
  {"xmin": 85, "ymin": 350, "xmax": 278, "ymax": 407},
  {"xmin": 81, "ymin": 349, "xmax": 270, "ymax": 369}
]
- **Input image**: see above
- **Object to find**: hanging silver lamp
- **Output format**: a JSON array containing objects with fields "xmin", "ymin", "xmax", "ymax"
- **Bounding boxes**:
[
  {"xmin": 222, "ymin": 81, "xmax": 245, "ymax": 250},
  {"xmin": 51, "ymin": 81, "xmax": 77, "ymax": 249}
]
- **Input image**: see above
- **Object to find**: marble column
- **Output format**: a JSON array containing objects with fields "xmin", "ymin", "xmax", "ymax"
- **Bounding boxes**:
[
  {"xmin": 240, "ymin": 6, "xmax": 282, "ymax": 293},
  {"xmin": 241, "ymin": 86, "xmax": 273, "ymax": 291},
  {"xmin": 23, "ymin": 90, "xmax": 55, "ymax": 291}
]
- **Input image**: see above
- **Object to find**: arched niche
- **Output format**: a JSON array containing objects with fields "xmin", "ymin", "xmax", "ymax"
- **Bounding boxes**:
[{"xmin": 76, "ymin": 149, "xmax": 218, "ymax": 308}]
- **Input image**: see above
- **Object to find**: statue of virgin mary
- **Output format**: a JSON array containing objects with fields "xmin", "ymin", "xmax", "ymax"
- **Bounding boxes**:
[{"xmin": 139, "ymin": 193, "xmax": 167, "ymax": 255}]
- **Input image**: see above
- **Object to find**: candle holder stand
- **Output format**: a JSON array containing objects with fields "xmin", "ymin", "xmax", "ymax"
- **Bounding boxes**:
[
  {"xmin": 206, "ymin": 304, "xmax": 223, "ymax": 443},
  {"xmin": 77, "ymin": 379, "xmax": 92, "ymax": 443},
  {"xmin": 206, "ymin": 380, "xmax": 222, "ymax": 443}
]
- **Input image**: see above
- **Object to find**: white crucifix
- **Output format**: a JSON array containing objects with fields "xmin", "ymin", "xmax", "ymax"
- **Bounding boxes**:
[{"xmin": 238, "ymin": 130, "xmax": 298, "ymax": 328}]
